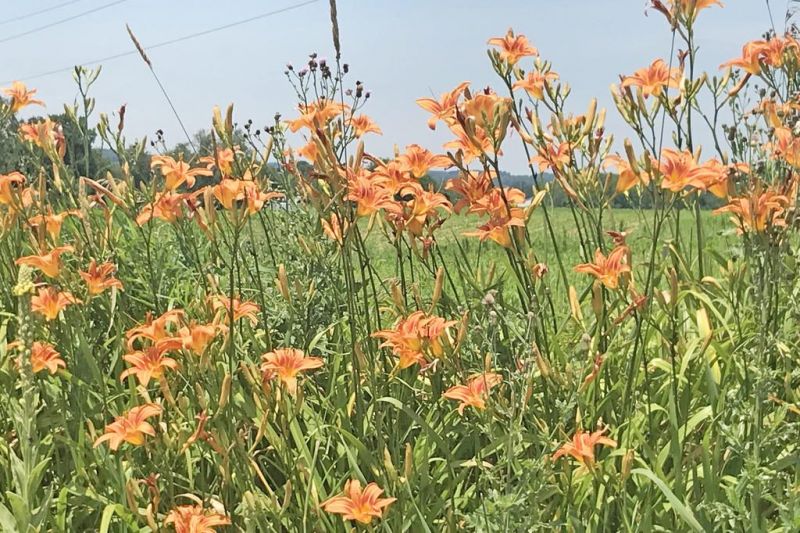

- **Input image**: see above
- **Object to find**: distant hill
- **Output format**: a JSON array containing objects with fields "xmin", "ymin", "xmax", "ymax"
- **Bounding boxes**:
[{"xmin": 427, "ymin": 169, "xmax": 553, "ymax": 198}]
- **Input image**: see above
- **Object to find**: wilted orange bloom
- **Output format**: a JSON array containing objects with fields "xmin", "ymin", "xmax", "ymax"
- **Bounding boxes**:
[
  {"xmin": 714, "ymin": 189, "xmax": 788, "ymax": 233},
  {"xmin": 487, "ymin": 28, "xmax": 538, "ymax": 65},
  {"xmin": 30, "ymin": 287, "xmax": 80, "ymax": 321},
  {"xmin": 653, "ymin": 148, "xmax": 707, "ymax": 192},
  {"xmin": 94, "ymin": 403, "xmax": 162, "ymax": 451},
  {"xmin": 287, "ymin": 99, "xmax": 348, "ymax": 132},
  {"xmin": 2, "ymin": 81, "xmax": 44, "ymax": 113},
  {"xmin": 28, "ymin": 209, "xmax": 81, "ymax": 240},
  {"xmin": 604, "ymin": 154, "xmax": 650, "ymax": 193},
  {"xmin": 322, "ymin": 480, "xmax": 396, "ymax": 524},
  {"xmin": 136, "ymin": 191, "xmax": 199, "ymax": 225},
  {"xmin": 16, "ymin": 245, "xmax": 73, "ymax": 278},
  {"xmin": 553, "ymin": 426, "xmax": 617, "ymax": 468},
  {"xmin": 348, "ymin": 114, "xmax": 382, "ymax": 137},
  {"xmin": 373, "ymin": 311, "xmax": 456, "ymax": 369},
  {"xmin": 513, "ymin": 70, "xmax": 559, "ymax": 100},
  {"xmin": 574, "ymin": 246, "xmax": 631, "ymax": 290},
  {"xmin": 79, "ymin": 260, "xmax": 123, "ymax": 295},
  {"xmin": 396, "ymin": 144, "xmax": 451, "ymax": 179},
  {"xmin": 443, "ymin": 372, "xmax": 502, "ymax": 415},
  {"xmin": 126, "ymin": 309, "xmax": 185, "ymax": 349},
  {"xmin": 416, "ymin": 81, "xmax": 469, "ymax": 130},
  {"xmin": 531, "ymin": 141, "xmax": 572, "ymax": 173},
  {"xmin": 178, "ymin": 322, "xmax": 224, "ymax": 356},
  {"xmin": 404, "ymin": 189, "xmax": 451, "ymax": 236},
  {"xmin": 18, "ymin": 118, "xmax": 66, "ymax": 158},
  {"xmin": 210, "ymin": 295, "xmax": 260, "ymax": 326},
  {"xmin": 120, "ymin": 338, "xmax": 183, "ymax": 386},
  {"xmin": 321, "ymin": 212, "xmax": 349, "ymax": 245},
  {"xmin": 260, "ymin": 348, "xmax": 324, "ymax": 395},
  {"xmin": 199, "ymin": 146, "xmax": 238, "ymax": 177},
  {"xmin": 164, "ymin": 504, "xmax": 230, "ymax": 532},
  {"xmin": 30, "ymin": 341, "xmax": 66, "ymax": 374},
  {"xmin": 621, "ymin": 59, "xmax": 681, "ymax": 98},
  {"xmin": 446, "ymin": 171, "xmax": 494, "ymax": 213},
  {"xmin": 151, "ymin": 155, "xmax": 212, "ymax": 190},
  {"xmin": 0, "ymin": 171, "xmax": 26, "ymax": 207}
]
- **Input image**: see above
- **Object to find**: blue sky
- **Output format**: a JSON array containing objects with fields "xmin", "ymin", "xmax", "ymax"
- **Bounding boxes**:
[{"xmin": 2, "ymin": 0, "xmax": 780, "ymax": 172}]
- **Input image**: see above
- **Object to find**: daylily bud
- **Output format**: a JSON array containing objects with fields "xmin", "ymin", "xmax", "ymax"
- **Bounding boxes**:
[
  {"xmin": 404, "ymin": 442, "xmax": 414, "ymax": 480},
  {"xmin": 218, "ymin": 373, "xmax": 232, "ymax": 410},
  {"xmin": 276, "ymin": 264, "xmax": 291, "ymax": 303}
]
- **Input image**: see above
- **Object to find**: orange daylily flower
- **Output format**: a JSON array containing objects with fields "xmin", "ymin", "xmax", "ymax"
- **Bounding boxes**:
[
  {"xmin": 771, "ymin": 127, "xmax": 800, "ymax": 167},
  {"xmin": 30, "ymin": 341, "xmax": 66, "ymax": 374},
  {"xmin": 30, "ymin": 287, "xmax": 81, "ymax": 321},
  {"xmin": 79, "ymin": 260, "xmax": 123, "ymax": 295},
  {"xmin": 260, "ymin": 348, "xmax": 324, "ymax": 395},
  {"xmin": 151, "ymin": 155, "xmax": 212, "ymax": 190},
  {"xmin": 404, "ymin": 189, "xmax": 451, "ymax": 236},
  {"xmin": 513, "ymin": 70, "xmax": 559, "ymax": 100},
  {"xmin": 443, "ymin": 125, "xmax": 497, "ymax": 162},
  {"xmin": 120, "ymin": 338, "xmax": 183, "ymax": 386},
  {"xmin": 199, "ymin": 146, "xmax": 239, "ymax": 176},
  {"xmin": 464, "ymin": 215, "xmax": 525, "ymax": 248},
  {"xmin": 18, "ymin": 118, "xmax": 66, "ymax": 159},
  {"xmin": 347, "ymin": 173, "xmax": 396, "ymax": 217},
  {"xmin": 242, "ymin": 181, "xmax": 284, "ymax": 215},
  {"xmin": 653, "ymin": 148, "xmax": 708, "ymax": 192},
  {"xmin": 446, "ymin": 170, "xmax": 495, "ymax": 214},
  {"xmin": 574, "ymin": 246, "xmax": 631, "ymax": 290},
  {"xmin": 621, "ymin": 59, "xmax": 682, "ymax": 98},
  {"xmin": 443, "ymin": 372, "xmax": 502, "ymax": 415},
  {"xmin": 2, "ymin": 81, "xmax": 44, "ymax": 113},
  {"xmin": 322, "ymin": 480, "xmax": 396, "ymax": 524},
  {"xmin": 603, "ymin": 154, "xmax": 650, "ymax": 193},
  {"xmin": 396, "ymin": 144, "xmax": 451, "ymax": 179},
  {"xmin": 531, "ymin": 141, "xmax": 572, "ymax": 173},
  {"xmin": 209, "ymin": 295, "xmax": 260, "ymax": 326},
  {"xmin": 178, "ymin": 322, "xmax": 224, "ymax": 356},
  {"xmin": 461, "ymin": 92, "xmax": 512, "ymax": 137},
  {"xmin": 287, "ymin": 100, "xmax": 348, "ymax": 132},
  {"xmin": 0, "ymin": 171, "xmax": 26, "ymax": 207},
  {"xmin": 416, "ymin": 81, "xmax": 470, "ymax": 130},
  {"xmin": 28, "ymin": 209, "xmax": 81, "ymax": 240},
  {"xmin": 553, "ymin": 426, "xmax": 617, "ymax": 468},
  {"xmin": 296, "ymin": 140, "xmax": 319, "ymax": 163},
  {"xmin": 16, "ymin": 245, "xmax": 73, "ymax": 278},
  {"xmin": 126, "ymin": 309, "xmax": 185, "ymax": 349},
  {"xmin": 487, "ymin": 29, "xmax": 538, "ymax": 65},
  {"xmin": 164, "ymin": 504, "xmax": 231, "ymax": 532},
  {"xmin": 721, "ymin": 40, "xmax": 767, "ymax": 75},
  {"xmin": 713, "ymin": 189, "xmax": 788, "ymax": 233},
  {"xmin": 348, "ymin": 114, "xmax": 382, "ymax": 137},
  {"xmin": 373, "ymin": 311, "xmax": 456, "ymax": 369},
  {"xmin": 94, "ymin": 403, "xmax": 162, "ymax": 451},
  {"xmin": 136, "ymin": 191, "xmax": 200, "ymax": 226},
  {"xmin": 695, "ymin": 159, "xmax": 749, "ymax": 199}
]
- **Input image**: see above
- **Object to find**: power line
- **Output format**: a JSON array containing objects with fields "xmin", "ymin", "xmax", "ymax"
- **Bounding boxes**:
[
  {"xmin": 0, "ymin": 0, "xmax": 86, "ymax": 26},
  {"xmin": 0, "ymin": 0, "xmax": 128, "ymax": 45},
  {"xmin": 1, "ymin": 0, "xmax": 321, "ymax": 85}
]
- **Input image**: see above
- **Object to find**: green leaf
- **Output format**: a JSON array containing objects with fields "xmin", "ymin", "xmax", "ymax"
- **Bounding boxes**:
[{"xmin": 632, "ymin": 467, "xmax": 704, "ymax": 532}]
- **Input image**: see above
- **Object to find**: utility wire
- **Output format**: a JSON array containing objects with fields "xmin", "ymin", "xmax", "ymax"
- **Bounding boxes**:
[
  {"xmin": 1, "ymin": 0, "xmax": 320, "ymax": 84},
  {"xmin": 0, "ymin": 0, "xmax": 86, "ymax": 26},
  {"xmin": 0, "ymin": 0, "xmax": 128, "ymax": 44}
]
